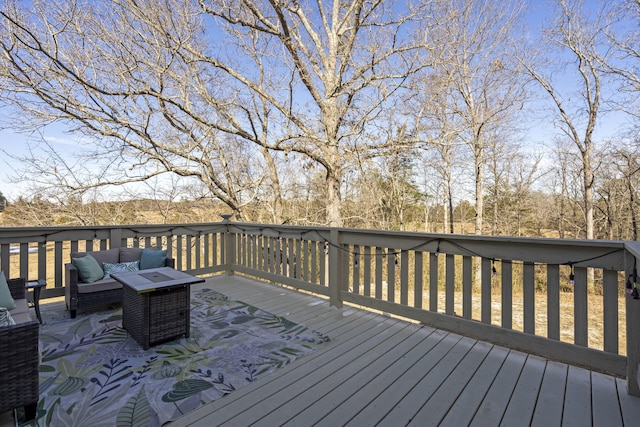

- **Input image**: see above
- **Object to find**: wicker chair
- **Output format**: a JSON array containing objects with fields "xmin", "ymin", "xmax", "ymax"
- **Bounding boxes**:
[{"xmin": 0, "ymin": 277, "xmax": 39, "ymax": 421}]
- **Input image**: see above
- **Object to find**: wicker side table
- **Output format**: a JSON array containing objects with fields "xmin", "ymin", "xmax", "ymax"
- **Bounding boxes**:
[{"xmin": 122, "ymin": 283, "xmax": 190, "ymax": 349}]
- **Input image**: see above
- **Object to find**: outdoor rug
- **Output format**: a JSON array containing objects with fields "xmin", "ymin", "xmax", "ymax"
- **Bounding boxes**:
[{"xmin": 20, "ymin": 288, "xmax": 330, "ymax": 427}]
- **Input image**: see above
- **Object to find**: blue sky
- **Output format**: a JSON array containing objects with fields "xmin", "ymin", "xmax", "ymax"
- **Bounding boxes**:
[
  {"xmin": 0, "ymin": 0, "xmax": 633, "ymax": 202},
  {"xmin": 0, "ymin": 125, "xmax": 81, "ymax": 200}
]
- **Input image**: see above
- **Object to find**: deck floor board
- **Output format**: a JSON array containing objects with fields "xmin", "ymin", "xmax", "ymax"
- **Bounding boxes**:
[
  {"xmin": 591, "ymin": 371, "xmax": 623, "ymax": 427},
  {"xmin": 438, "ymin": 345, "xmax": 511, "ymax": 426},
  {"xmin": 563, "ymin": 365, "xmax": 593, "ymax": 427},
  {"xmin": 381, "ymin": 337, "xmax": 486, "ymax": 426},
  {"xmin": 531, "ymin": 360, "xmax": 568, "ymax": 426},
  {"xmin": 135, "ymin": 274, "xmax": 640, "ymax": 427},
  {"xmin": 315, "ymin": 328, "xmax": 449, "ymax": 427},
  {"xmin": 409, "ymin": 340, "xmax": 495, "ymax": 426},
  {"xmin": 347, "ymin": 333, "xmax": 466, "ymax": 426},
  {"xmin": 295, "ymin": 326, "xmax": 439, "ymax": 426},
  {"xmin": 235, "ymin": 318, "xmax": 413, "ymax": 426},
  {"xmin": 501, "ymin": 354, "xmax": 547, "ymax": 425},
  {"xmin": 470, "ymin": 350, "xmax": 528, "ymax": 427}
]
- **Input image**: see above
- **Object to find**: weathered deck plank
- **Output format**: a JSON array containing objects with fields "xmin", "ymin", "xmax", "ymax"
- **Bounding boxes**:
[
  {"xmin": 618, "ymin": 378, "xmax": 640, "ymax": 426},
  {"xmin": 591, "ymin": 371, "xmax": 623, "ymax": 427},
  {"xmin": 381, "ymin": 338, "xmax": 491, "ymax": 426},
  {"xmin": 296, "ymin": 326, "xmax": 440, "ymax": 426},
  {"xmin": 531, "ymin": 360, "xmax": 568, "ymax": 426},
  {"xmin": 235, "ymin": 319, "xmax": 413, "ymax": 426},
  {"xmin": 499, "ymin": 353, "xmax": 546, "ymax": 425},
  {"xmin": 470, "ymin": 350, "xmax": 528, "ymax": 427},
  {"xmin": 346, "ymin": 333, "xmax": 466, "ymax": 425},
  {"xmin": 438, "ymin": 345, "xmax": 511, "ymax": 426},
  {"xmin": 406, "ymin": 340, "xmax": 494, "ymax": 426},
  {"xmin": 563, "ymin": 365, "xmax": 593, "ymax": 426}
]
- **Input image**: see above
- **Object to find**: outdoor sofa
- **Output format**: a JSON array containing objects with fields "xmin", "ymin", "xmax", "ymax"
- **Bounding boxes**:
[
  {"xmin": 65, "ymin": 247, "xmax": 174, "ymax": 318},
  {"xmin": 0, "ymin": 276, "xmax": 39, "ymax": 421}
]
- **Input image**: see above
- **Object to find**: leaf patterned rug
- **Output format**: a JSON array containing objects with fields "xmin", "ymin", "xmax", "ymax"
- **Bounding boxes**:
[{"xmin": 21, "ymin": 288, "xmax": 329, "ymax": 426}]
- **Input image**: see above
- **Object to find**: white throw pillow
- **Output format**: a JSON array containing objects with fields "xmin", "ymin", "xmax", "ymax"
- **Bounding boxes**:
[
  {"xmin": 0, "ymin": 307, "xmax": 16, "ymax": 327},
  {"xmin": 103, "ymin": 261, "xmax": 140, "ymax": 279}
]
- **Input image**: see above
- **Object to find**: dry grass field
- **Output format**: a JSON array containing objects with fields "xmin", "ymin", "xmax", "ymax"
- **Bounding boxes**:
[
  {"xmin": 352, "ymin": 285, "xmax": 627, "ymax": 356},
  {"xmin": 443, "ymin": 291, "xmax": 626, "ymax": 354}
]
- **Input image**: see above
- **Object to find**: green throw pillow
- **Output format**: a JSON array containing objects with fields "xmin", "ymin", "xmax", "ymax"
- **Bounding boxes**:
[
  {"xmin": 140, "ymin": 249, "xmax": 167, "ymax": 269},
  {"xmin": 71, "ymin": 254, "xmax": 104, "ymax": 283},
  {"xmin": 0, "ymin": 271, "xmax": 16, "ymax": 310},
  {"xmin": 103, "ymin": 261, "xmax": 140, "ymax": 279}
]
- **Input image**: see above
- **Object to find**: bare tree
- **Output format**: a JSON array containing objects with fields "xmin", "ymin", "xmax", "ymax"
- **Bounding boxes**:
[
  {"xmin": 517, "ymin": 0, "xmax": 615, "ymax": 240},
  {"xmin": 485, "ymin": 138, "xmax": 542, "ymax": 236},
  {"xmin": 602, "ymin": 0, "xmax": 640, "ymax": 119},
  {"xmin": 417, "ymin": 0, "xmax": 528, "ymax": 235},
  {"xmin": 412, "ymin": 72, "xmax": 463, "ymax": 234},
  {"xmin": 0, "ymin": 0, "xmax": 432, "ymax": 227},
  {"xmin": 607, "ymin": 139, "xmax": 640, "ymax": 240},
  {"xmin": 197, "ymin": 0, "xmax": 434, "ymax": 226},
  {"xmin": 1, "ymin": 0, "xmax": 273, "ymax": 220}
]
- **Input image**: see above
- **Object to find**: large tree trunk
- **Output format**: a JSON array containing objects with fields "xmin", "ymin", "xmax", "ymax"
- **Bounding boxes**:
[
  {"xmin": 474, "ymin": 146, "xmax": 484, "ymax": 235},
  {"xmin": 325, "ymin": 170, "xmax": 342, "ymax": 228},
  {"xmin": 261, "ymin": 146, "xmax": 284, "ymax": 224},
  {"xmin": 629, "ymin": 173, "xmax": 638, "ymax": 241},
  {"xmin": 583, "ymin": 151, "xmax": 594, "ymax": 240},
  {"xmin": 447, "ymin": 184, "xmax": 454, "ymax": 234}
]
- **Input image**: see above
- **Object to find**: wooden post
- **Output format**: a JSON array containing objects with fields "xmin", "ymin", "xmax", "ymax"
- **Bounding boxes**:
[
  {"xmin": 110, "ymin": 228, "xmax": 122, "ymax": 249},
  {"xmin": 625, "ymin": 249, "xmax": 640, "ymax": 396},
  {"xmin": 221, "ymin": 214, "xmax": 235, "ymax": 276},
  {"xmin": 328, "ymin": 228, "xmax": 344, "ymax": 308}
]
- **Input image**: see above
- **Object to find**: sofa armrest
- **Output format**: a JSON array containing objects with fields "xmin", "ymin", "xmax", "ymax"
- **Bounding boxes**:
[
  {"xmin": 165, "ymin": 257, "xmax": 175, "ymax": 268},
  {"xmin": 7, "ymin": 277, "xmax": 26, "ymax": 300}
]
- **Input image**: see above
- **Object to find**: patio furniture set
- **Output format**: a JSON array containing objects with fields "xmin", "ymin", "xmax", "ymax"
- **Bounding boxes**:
[{"xmin": 1, "ymin": 247, "xmax": 203, "ymax": 421}]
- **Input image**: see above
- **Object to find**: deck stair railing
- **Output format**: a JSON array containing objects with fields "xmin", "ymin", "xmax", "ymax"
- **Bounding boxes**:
[{"xmin": 1, "ymin": 220, "xmax": 640, "ymax": 395}]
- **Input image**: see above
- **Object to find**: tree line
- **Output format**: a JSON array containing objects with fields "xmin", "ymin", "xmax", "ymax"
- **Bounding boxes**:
[{"xmin": 0, "ymin": 0, "xmax": 638, "ymax": 240}]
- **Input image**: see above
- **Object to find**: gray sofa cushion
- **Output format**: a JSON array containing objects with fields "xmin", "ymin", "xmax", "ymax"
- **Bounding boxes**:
[
  {"xmin": 9, "ymin": 299, "xmax": 31, "ymax": 324},
  {"xmin": 77, "ymin": 279, "xmax": 122, "ymax": 294},
  {"xmin": 119, "ymin": 247, "xmax": 142, "ymax": 263}
]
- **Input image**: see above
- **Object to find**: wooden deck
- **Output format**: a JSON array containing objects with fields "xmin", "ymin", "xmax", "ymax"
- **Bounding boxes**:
[
  {"xmin": 4, "ymin": 274, "xmax": 639, "ymax": 426},
  {"xmin": 170, "ymin": 275, "xmax": 640, "ymax": 426}
]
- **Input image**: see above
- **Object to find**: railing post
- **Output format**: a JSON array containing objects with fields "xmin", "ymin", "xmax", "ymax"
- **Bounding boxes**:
[
  {"xmin": 328, "ymin": 228, "xmax": 344, "ymax": 308},
  {"xmin": 109, "ymin": 228, "xmax": 122, "ymax": 249},
  {"xmin": 626, "ymin": 247, "xmax": 640, "ymax": 396},
  {"xmin": 221, "ymin": 214, "xmax": 235, "ymax": 276}
]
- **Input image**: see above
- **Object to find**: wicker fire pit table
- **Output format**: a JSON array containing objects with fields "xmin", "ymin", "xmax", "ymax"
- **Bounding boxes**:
[{"xmin": 110, "ymin": 267, "xmax": 205, "ymax": 350}]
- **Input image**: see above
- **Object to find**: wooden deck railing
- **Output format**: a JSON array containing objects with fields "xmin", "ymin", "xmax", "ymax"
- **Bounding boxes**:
[
  {"xmin": 1, "ymin": 220, "xmax": 640, "ymax": 395},
  {"xmin": 0, "ymin": 223, "xmax": 228, "ymax": 298}
]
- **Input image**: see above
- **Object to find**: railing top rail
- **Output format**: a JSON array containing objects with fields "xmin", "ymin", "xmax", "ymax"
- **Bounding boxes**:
[
  {"xmin": 624, "ymin": 242, "xmax": 640, "ymax": 259},
  {"xmin": 0, "ymin": 221, "xmax": 627, "ymax": 248},
  {"xmin": 0, "ymin": 221, "xmax": 628, "ymax": 270},
  {"xmin": 0, "ymin": 223, "xmax": 228, "ymax": 242},
  {"xmin": 229, "ymin": 222, "xmax": 627, "ymax": 270},
  {"xmin": 229, "ymin": 221, "xmax": 625, "ymax": 247}
]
